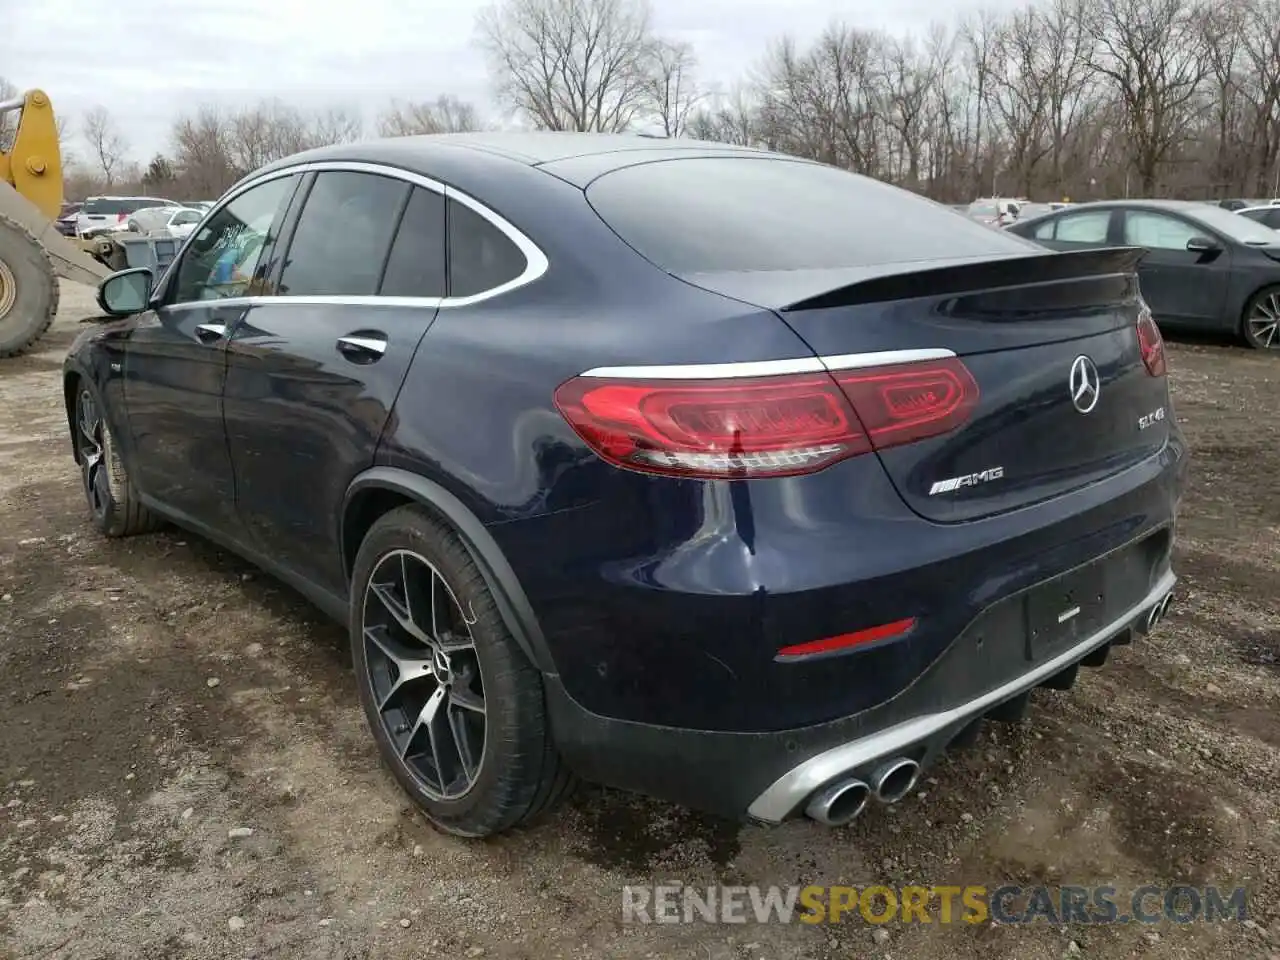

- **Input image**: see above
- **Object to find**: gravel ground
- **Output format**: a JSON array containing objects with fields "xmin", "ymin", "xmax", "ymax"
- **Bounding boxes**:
[{"xmin": 1, "ymin": 282, "xmax": 1277, "ymax": 960}]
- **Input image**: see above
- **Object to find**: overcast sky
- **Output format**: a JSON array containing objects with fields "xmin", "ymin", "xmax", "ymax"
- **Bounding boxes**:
[{"xmin": 2, "ymin": 0, "xmax": 1013, "ymax": 163}]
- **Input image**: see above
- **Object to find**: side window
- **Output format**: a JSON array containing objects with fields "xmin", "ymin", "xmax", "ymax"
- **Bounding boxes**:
[
  {"xmin": 447, "ymin": 198, "xmax": 528, "ymax": 298},
  {"xmin": 1264, "ymin": 209, "xmax": 1280, "ymax": 230},
  {"xmin": 1123, "ymin": 211, "xmax": 1199, "ymax": 250},
  {"xmin": 278, "ymin": 172, "xmax": 408, "ymax": 297},
  {"xmin": 1054, "ymin": 211, "xmax": 1111, "ymax": 243},
  {"xmin": 380, "ymin": 187, "xmax": 446, "ymax": 297},
  {"xmin": 1033, "ymin": 219, "xmax": 1057, "ymax": 240},
  {"xmin": 172, "ymin": 210, "xmax": 202, "ymax": 226},
  {"xmin": 170, "ymin": 176, "xmax": 295, "ymax": 304}
]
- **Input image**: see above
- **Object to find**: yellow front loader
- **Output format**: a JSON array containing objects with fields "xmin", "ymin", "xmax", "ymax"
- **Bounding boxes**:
[{"xmin": 0, "ymin": 88, "xmax": 111, "ymax": 357}]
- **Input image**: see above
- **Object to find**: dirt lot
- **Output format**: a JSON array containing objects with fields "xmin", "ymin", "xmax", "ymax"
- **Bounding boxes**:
[{"xmin": 1, "ymin": 282, "xmax": 1278, "ymax": 960}]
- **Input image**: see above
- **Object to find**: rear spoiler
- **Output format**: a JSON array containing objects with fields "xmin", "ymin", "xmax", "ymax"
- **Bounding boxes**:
[{"xmin": 780, "ymin": 247, "xmax": 1148, "ymax": 312}]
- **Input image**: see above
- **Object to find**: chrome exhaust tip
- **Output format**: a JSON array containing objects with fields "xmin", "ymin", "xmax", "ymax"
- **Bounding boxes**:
[
  {"xmin": 1145, "ymin": 592, "xmax": 1172, "ymax": 632},
  {"xmin": 805, "ymin": 778, "xmax": 871, "ymax": 826},
  {"xmin": 870, "ymin": 758, "xmax": 921, "ymax": 804}
]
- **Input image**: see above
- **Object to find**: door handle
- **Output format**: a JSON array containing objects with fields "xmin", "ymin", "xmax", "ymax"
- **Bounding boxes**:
[
  {"xmin": 337, "ymin": 334, "xmax": 387, "ymax": 361},
  {"xmin": 195, "ymin": 322, "xmax": 227, "ymax": 342}
]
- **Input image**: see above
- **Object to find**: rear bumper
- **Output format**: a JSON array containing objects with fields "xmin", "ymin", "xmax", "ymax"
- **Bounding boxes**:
[
  {"xmin": 545, "ymin": 563, "xmax": 1175, "ymax": 822},
  {"xmin": 747, "ymin": 567, "xmax": 1174, "ymax": 821}
]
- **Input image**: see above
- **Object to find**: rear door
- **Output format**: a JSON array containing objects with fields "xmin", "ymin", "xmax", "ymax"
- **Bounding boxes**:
[
  {"xmin": 122, "ymin": 173, "xmax": 300, "ymax": 535},
  {"xmin": 223, "ymin": 170, "xmax": 446, "ymax": 595},
  {"xmin": 1119, "ymin": 208, "xmax": 1230, "ymax": 327}
]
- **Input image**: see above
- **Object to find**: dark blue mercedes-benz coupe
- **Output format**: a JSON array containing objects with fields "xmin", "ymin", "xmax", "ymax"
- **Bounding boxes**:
[{"xmin": 64, "ymin": 133, "xmax": 1188, "ymax": 837}]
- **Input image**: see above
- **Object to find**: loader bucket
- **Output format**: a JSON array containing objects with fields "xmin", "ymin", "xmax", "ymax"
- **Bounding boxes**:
[{"xmin": 0, "ymin": 181, "xmax": 110, "ymax": 287}]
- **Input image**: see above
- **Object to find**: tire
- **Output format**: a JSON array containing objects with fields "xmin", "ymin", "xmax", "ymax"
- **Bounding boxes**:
[
  {"xmin": 1240, "ymin": 285, "xmax": 1280, "ymax": 350},
  {"xmin": 350, "ymin": 505, "xmax": 574, "ymax": 837},
  {"xmin": 72, "ymin": 383, "xmax": 161, "ymax": 537},
  {"xmin": 0, "ymin": 214, "xmax": 59, "ymax": 358}
]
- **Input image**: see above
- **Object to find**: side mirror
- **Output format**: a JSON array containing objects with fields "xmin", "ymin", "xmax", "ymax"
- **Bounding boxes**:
[
  {"xmin": 1186, "ymin": 236, "xmax": 1221, "ymax": 254},
  {"xmin": 96, "ymin": 267, "xmax": 154, "ymax": 317}
]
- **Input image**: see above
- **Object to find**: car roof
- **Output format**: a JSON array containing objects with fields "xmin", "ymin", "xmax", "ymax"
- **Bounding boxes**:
[
  {"xmin": 1012, "ymin": 198, "xmax": 1220, "ymax": 224},
  {"xmin": 243, "ymin": 132, "xmax": 782, "ymax": 193}
]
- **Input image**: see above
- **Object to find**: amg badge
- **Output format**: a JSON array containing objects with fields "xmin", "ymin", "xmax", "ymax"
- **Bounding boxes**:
[{"xmin": 929, "ymin": 467, "xmax": 1005, "ymax": 496}]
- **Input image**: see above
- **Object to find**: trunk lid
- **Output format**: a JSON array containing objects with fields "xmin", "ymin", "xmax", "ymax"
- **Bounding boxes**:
[{"xmin": 681, "ymin": 247, "xmax": 1172, "ymax": 523}]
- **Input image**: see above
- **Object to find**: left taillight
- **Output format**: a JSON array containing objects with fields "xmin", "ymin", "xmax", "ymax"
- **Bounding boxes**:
[
  {"xmin": 1136, "ymin": 305, "xmax": 1166, "ymax": 376},
  {"xmin": 553, "ymin": 357, "xmax": 980, "ymax": 480}
]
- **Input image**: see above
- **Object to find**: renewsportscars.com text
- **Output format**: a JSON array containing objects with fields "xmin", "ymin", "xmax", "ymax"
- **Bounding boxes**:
[{"xmin": 621, "ymin": 884, "xmax": 1249, "ymax": 926}]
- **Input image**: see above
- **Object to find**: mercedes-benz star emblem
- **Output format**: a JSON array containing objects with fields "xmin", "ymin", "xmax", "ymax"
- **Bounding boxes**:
[{"xmin": 1069, "ymin": 355, "xmax": 1100, "ymax": 414}]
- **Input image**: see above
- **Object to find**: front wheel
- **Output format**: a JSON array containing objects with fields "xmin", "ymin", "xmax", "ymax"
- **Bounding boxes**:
[
  {"xmin": 73, "ymin": 385, "xmax": 160, "ymax": 537},
  {"xmin": 349, "ymin": 505, "xmax": 574, "ymax": 837},
  {"xmin": 1241, "ymin": 286, "xmax": 1280, "ymax": 350}
]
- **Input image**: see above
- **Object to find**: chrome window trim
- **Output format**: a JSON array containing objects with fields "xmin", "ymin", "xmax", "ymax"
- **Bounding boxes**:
[
  {"xmin": 578, "ymin": 348, "xmax": 956, "ymax": 380},
  {"xmin": 159, "ymin": 159, "xmax": 549, "ymax": 311}
]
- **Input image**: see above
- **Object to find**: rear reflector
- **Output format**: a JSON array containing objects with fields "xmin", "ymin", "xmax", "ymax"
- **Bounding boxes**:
[
  {"xmin": 554, "ymin": 357, "xmax": 979, "ymax": 479},
  {"xmin": 776, "ymin": 617, "xmax": 917, "ymax": 659},
  {"xmin": 1136, "ymin": 305, "xmax": 1166, "ymax": 376}
]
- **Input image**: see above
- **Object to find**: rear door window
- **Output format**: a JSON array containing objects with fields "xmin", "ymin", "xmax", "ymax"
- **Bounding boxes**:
[
  {"xmin": 278, "ymin": 172, "xmax": 409, "ymax": 297},
  {"xmin": 585, "ymin": 157, "xmax": 1038, "ymax": 274},
  {"xmin": 380, "ymin": 187, "xmax": 447, "ymax": 298}
]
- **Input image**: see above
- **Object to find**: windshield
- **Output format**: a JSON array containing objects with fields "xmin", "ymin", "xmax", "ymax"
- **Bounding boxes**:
[
  {"xmin": 968, "ymin": 201, "xmax": 999, "ymax": 217},
  {"xmin": 1190, "ymin": 205, "xmax": 1280, "ymax": 244}
]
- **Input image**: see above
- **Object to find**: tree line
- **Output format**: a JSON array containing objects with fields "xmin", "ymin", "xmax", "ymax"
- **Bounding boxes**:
[{"xmin": 8, "ymin": 0, "xmax": 1280, "ymax": 204}]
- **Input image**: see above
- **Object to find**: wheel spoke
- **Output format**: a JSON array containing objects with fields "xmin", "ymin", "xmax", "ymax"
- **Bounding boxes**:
[
  {"xmin": 401, "ymin": 684, "xmax": 447, "ymax": 761},
  {"xmin": 365, "ymin": 626, "xmax": 437, "ymax": 711},
  {"xmin": 450, "ymin": 684, "xmax": 485, "ymax": 714},
  {"xmin": 369, "ymin": 581, "xmax": 433, "ymax": 646},
  {"xmin": 448, "ymin": 706, "xmax": 479, "ymax": 781}
]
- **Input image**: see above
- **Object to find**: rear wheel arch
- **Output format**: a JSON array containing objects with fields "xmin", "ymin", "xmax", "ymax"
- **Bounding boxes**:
[{"xmin": 341, "ymin": 467, "xmax": 556, "ymax": 674}]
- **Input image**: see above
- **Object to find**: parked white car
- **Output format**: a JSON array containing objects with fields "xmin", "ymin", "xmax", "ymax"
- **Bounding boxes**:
[
  {"xmin": 125, "ymin": 205, "xmax": 205, "ymax": 238},
  {"xmin": 75, "ymin": 195, "xmax": 178, "ymax": 237}
]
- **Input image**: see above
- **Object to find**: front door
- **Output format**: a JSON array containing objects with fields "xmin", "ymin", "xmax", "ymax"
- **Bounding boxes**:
[
  {"xmin": 123, "ymin": 173, "xmax": 300, "ymax": 535},
  {"xmin": 224, "ymin": 171, "xmax": 447, "ymax": 594},
  {"xmin": 1119, "ymin": 209, "xmax": 1231, "ymax": 327}
]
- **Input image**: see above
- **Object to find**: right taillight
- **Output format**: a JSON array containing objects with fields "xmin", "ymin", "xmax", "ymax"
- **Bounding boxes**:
[
  {"xmin": 553, "ymin": 357, "xmax": 979, "ymax": 480},
  {"xmin": 1136, "ymin": 306, "xmax": 1166, "ymax": 376}
]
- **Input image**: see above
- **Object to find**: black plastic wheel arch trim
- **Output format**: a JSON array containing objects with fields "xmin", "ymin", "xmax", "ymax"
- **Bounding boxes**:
[{"xmin": 341, "ymin": 467, "xmax": 557, "ymax": 675}]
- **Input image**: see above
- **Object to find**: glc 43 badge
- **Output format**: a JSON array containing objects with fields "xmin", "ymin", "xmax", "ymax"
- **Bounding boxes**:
[{"xmin": 1138, "ymin": 406, "xmax": 1166, "ymax": 430}]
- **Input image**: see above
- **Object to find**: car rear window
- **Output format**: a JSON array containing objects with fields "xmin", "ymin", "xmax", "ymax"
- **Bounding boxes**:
[{"xmin": 585, "ymin": 158, "xmax": 1037, "ymax": 274}]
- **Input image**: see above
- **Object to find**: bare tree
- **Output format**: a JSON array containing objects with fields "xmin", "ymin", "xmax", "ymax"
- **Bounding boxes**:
[
  {"xmin": 1083, "ymin": 0, "xmax": 1211, "ymax": 194},
  {"xmin": 988, "ymin": 9, "xmax": 1052, "ymax": 195},
  {"xmin": 645, "ymin": 39, "xmax": 703, "ymax": 136},
  {"xmin": 378, "ymin": 95, "xmax": 482, "ymax": 136},
  {"xmin": 476, "ymin": 0, "xmax": 655, "ymax": 131},
  {"xmin": 1039, "ymin": 0, "xmax": 1097, "ymax": 196},
  {"xmin": 171, "ymin": 106, "xmax": 237, "ymax": 197},
  {"xmin": 310, "ymin": 107, "xmax": 364, "ymax": 145},
  {"xmin": 81, "ymin": 105, "xmax": 129, "ymax": 187},
  {"xmin": 686, "ymin": 84, "xmax": 760, "ymax": 145},
  {"xmin": 881, "ymin": 34, "xmax": 937, "ymax": 187}
]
